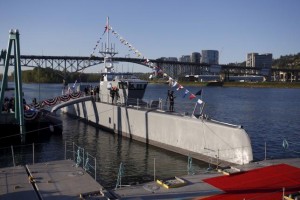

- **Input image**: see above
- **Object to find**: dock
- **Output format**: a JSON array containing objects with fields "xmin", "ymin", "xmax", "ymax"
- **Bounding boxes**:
[
  {"xmin": 111, "ymin": 158, "xmax": 300, "ymax": 200},
  {"xmin": 0, "ymin": 159, "xmax": 110, "ymax": 200},
  {"xmin": 1, "ymin": 158, "xmax": 300, "ymax": 199}
]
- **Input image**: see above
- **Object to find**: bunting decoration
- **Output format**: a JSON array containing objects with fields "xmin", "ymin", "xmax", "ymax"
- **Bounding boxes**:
[
  {"xmin": 176, "ymin": 84, "xmax": 183, "ymax": 91},
  {"xmin": 24, "ymin": 109, "xmax": 39, "ymax": 120},
  {"xmin": 29, "ymin": 92, "xmax": 84, "ymax": 108},
  {"xmin": 166, "ymin": 74, "xmax": 203, "ymax": 102},
  {"xmin": 189, "ymin": 93, "xmax": 196, "ymax": 100},
  {"xmin": 60, "ymin": 94, "xmax": 71, "ymax": 102},
  {"xmin": 108, "ymin": 25, "xmax": 157, "ymax": 70},
  {"xmin": 183, "ymin": 89, "xmax": 189, "ymax": 98},
  {"xmin": 153, "ymin": 66, "xmax": 163, "ymax": 76},
  {"xmin": 90, "ymin": 36, "xmax": 103, "ymax": 57},
  {"xmin": 90, "ymin": 19, "xmax": 205, "ymax": 104},
  {"xmin": 195, "ymin": 89, "xmax": 202, "ymax": 96},
  {"xmin": 197, "ymin": 99, "xmax": 203, "ymax": 104},
  {"xmin": 172, "ymin": 81, "xmax": 178, "ymax": 88}
]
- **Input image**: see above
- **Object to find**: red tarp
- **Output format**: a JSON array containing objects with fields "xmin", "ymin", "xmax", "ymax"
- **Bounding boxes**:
[{"xmin": 201, "ymin": 164, "xmax": 300, "ymax": 200}]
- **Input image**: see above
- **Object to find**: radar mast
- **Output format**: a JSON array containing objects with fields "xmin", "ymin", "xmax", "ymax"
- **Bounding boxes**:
[{"xmin": 99, "ymin": 17, "xmax": 118, "ymax": 81}]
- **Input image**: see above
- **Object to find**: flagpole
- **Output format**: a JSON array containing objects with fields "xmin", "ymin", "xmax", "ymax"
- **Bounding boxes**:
[
  {"xmin": 192, "ymin": 102, "xmax": 198, "ymax": 116},
  {"xmin": 200, "ymin": 102, "xmax": 206, "ymax": 116},
  {"xmin": 106, "ymin": 16, "xmax": 109, "ymax": 52},
  {"xmin": 201, "ymin": 89, "xmax": 203, "ymax": 100}
]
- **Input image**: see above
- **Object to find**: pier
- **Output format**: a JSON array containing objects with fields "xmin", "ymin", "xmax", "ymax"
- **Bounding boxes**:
[
  {"xmin": 0, "ymin": 160, "xmax": 109, "ymax": 199},
  {"xmin": 112, "ymin": 158, "xmax": 300, "ymax": 199},
  {"xmin": 1, "ymin": 157, "xmax": 300, "ymax": 199}
]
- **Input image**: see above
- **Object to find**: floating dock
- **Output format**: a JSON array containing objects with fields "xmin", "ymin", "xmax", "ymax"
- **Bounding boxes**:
[
  {"xmin": 112, "ymin": 158, "xmax": 300, "ymax": 200},
  {"xmin": 0, "ymin": 160, "xmax": 110, "ymax": 200},
  {"xmin": 1, "ymin": 158, "xmax": 300, "ymax": 199}
]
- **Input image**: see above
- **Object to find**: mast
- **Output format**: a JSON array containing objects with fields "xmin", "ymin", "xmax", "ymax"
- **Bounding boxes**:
[
  {"xmin": 99, "ymin": 16, "xmax": 118, "ymax": 81},
  {"xmin": 106, "ymin": 16, "xmax": 109, "ymax": 53}
]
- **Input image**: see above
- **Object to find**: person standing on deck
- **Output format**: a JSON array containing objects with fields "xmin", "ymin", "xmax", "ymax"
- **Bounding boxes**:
[
  {"xmin": 169, "ymin": 91, "xmax": 175, "ymax": 112},
  {"xmin": 166, "ymin": 90, "xmax": 171, "ymax": 109},
  {"xmin": 110, "ymin": 87, "xmax": 117, "ymax": 104}
]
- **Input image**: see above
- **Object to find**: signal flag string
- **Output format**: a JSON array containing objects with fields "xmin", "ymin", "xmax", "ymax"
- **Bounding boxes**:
[{"xmin": 90, "ymin": 20, "xmax": 204, "ymax": 104}]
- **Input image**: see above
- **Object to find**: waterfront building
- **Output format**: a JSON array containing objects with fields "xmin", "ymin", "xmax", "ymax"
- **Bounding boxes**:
[
  {"xmin": 201, "ymin": 50, "xmax": 219, "ymax": 64},
  {"xmin": 157, "ymin": 57, "xmax": 178, "ymax": 61},
  {"xmin": 191, "ymin": 52, "xmax": 201, "ymax": 63},
  {"xmin": 179, "ymin": 55, "xmax": 191, "ymax": 62},
  {"xmin": 166, "ymin": 57, "xmax": 178, "ymax": 61},
  {"xmin": 246, "ymin": 53, "xmax": 273, "ymax": 68}
]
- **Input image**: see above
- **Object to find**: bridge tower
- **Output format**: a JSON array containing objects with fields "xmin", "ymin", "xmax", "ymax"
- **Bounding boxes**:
[{"xmin": 0, "ymin": 29, "xmax": 25, "ymax": 141}]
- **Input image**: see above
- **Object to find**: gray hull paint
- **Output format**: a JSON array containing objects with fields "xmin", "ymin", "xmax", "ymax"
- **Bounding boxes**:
[{"xmin": 63, "ymin": 99, "xmax": 253, "ymax": 165}]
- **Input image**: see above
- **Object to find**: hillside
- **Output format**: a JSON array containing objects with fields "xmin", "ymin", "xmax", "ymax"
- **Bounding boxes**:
[{"xmin": 272, "ymin": 53, "xmax": 300, "ymax": 69}]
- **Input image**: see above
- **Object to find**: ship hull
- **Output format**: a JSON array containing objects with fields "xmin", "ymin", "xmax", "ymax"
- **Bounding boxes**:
[{"xmin": 63, "ymin": 100, "xmax": 253, "ymax": 165}]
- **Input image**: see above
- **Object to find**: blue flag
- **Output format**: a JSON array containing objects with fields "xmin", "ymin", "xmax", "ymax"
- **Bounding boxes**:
[
  {"xmin": 183, "ymin": 89, "xmax": 189, "ymax": 98},
  {"xmin": 195, "ymin": 89, "xmax": 202, "ymax": 96}
]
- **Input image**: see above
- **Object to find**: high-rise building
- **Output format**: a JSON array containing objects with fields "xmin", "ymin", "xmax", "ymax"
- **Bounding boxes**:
[
  {"xmin": 201, "ymin": 50, "xmax": 219, "ymax": 64},
  {"xmin": 191, "ymin": 52, "xmax": 201, "ymax": 63},
  {"xmin": 179, "ymin": 55, "xmax": 191, "ymax": 62},
  {"xmin": 246, "ymin": 53, "xmax": 272, "ymax": 68}
]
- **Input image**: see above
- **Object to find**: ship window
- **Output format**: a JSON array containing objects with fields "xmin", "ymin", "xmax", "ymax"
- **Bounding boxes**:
[
  {"xmin": 106, "ymin": 74, "xmax": 113, "ymax": 81},
  {"xmin": 137, "ymin": 84, "xmax": 143, "ymax": 89},
  {"xmin": 138, "ymin": 84, "xmax": 147, "ymax": 89},
  {"xmin": 119, "ymin": 82, "xmax": 128, "ymax": 89},
  {"xmin": 129, "ymin": 83, "xmax": 135, "ymax": 89},
  {"xmin": 128, "ymin": 83, "xmax": 146, "ymax": 90}
]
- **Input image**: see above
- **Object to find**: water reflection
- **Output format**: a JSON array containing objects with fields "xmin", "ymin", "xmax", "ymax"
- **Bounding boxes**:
[{"xmin": 60, "ymin": 114, "xmax": 208, "ymax": 188}]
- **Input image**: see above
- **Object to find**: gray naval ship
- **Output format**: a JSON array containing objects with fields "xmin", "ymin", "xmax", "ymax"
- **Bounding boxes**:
[
  {"xmin": 62, "ymin": 58, "xmax": 253, "ymax": 166},
  {"xmin": 61, "ymin": 19, "xmax": 253, "ymax": 166}
]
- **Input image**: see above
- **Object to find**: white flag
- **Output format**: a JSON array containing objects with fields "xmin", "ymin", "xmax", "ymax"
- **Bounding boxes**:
[
  {"xmin": 197, "ymin": 99, "xmax": 203, "ymax": 104},
  {"xmin": 172, "ymin": 81, "xmax": 178, "ymax": 87}
]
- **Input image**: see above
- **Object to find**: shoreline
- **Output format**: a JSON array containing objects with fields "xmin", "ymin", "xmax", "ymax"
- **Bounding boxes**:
[{"xmin": 149, "ymin": 81, "xmax": 300, "ymax": 88}]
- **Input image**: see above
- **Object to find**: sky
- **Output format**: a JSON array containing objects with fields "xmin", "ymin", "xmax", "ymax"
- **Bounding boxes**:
[{"xmin": 1, "ymin": 0, "xmax": 299, "ymax": 73}]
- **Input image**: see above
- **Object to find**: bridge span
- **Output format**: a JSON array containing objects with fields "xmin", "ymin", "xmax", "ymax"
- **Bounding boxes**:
[{"xmin": 1, "ymin": 52, "xmax": 300, "ymax": 81}]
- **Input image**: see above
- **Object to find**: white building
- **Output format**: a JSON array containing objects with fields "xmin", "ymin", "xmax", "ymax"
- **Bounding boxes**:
[{"xmin": 246, "ymin": 53, "xmax": 272, "ymax": 68}]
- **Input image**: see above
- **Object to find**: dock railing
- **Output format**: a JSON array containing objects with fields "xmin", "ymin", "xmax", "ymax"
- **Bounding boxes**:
[{"xmin": 0, "ymin": 141, "xmax": 97, "ymax": 180}]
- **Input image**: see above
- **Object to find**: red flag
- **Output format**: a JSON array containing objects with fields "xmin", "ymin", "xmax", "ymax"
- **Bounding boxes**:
[
  {"xmin": 102, "ymin": 25, "xmax": 108, "ymax": 36},
  {"xmin": 189, "ymin": 93, "xmax": 196, "ymax": 100},
  {"xmin": 103, "ymin": 17, "xmax": 109, "ymax": 35}
]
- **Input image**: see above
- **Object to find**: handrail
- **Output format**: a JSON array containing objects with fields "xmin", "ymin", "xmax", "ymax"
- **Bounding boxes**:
[{"xmin": 0, "ymin": 141, "xmax": 97, "ymax": 180}]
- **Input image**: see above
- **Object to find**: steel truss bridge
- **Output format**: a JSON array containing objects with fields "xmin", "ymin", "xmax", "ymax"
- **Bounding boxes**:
[{"xmin": 1, "ymin": 53, "xmax": 300, "ymax": 81}]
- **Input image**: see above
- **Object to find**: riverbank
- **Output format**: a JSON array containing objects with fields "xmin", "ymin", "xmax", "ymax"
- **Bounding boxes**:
[{"xmin": 149, "ymin": 81, "xmax": 300, "ymax": 88}]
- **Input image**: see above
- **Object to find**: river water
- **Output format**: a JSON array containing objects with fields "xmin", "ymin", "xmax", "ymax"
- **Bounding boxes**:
[{"xmin": 2, "ymin": 82, "xmax": 300, "ymax": 189}]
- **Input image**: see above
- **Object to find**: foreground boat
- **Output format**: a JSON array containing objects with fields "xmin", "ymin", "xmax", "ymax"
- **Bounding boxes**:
[
  {"xmin": 0, "ymin": 30, "xmax": 62, "ymax": 144},
  {"xmin": 62, "ymin": 17, "xmax": 253, "ymax": 165}
]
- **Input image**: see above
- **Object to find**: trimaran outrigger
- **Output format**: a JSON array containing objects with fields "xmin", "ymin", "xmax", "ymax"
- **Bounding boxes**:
[{"xmin": 62, "ymin": 17, "xmax": 253, "ymax": 166}]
